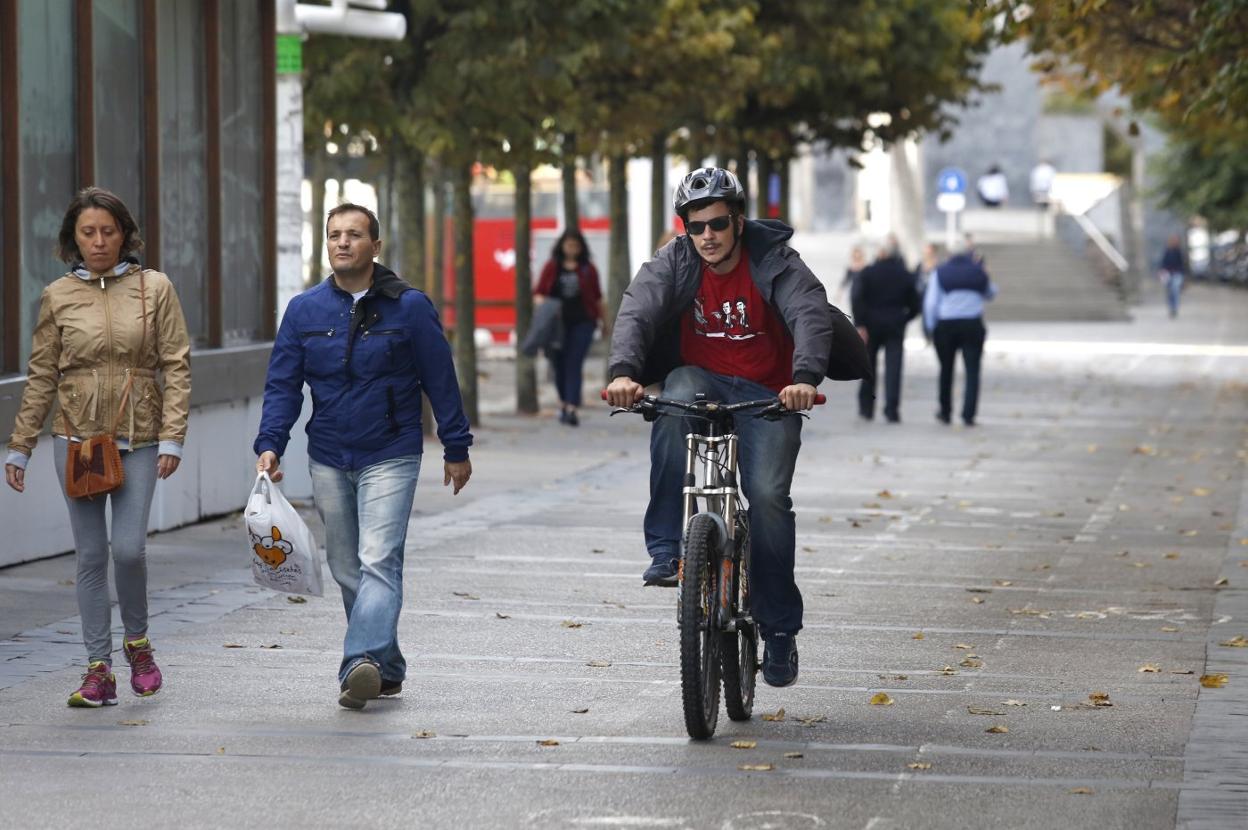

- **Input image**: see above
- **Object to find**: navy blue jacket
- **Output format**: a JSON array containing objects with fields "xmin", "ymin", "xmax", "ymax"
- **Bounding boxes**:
[{"xmin": 254, "ymin": 264, "xmax": 472, "ymax": 470}]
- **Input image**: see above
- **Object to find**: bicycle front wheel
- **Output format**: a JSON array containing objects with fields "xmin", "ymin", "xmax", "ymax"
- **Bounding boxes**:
[{"xmin": 680, "ymin": 513, "xmax": 722, "ymax": 739}]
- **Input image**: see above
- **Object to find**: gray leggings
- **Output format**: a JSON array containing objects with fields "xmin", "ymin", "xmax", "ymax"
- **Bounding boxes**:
[{"xmin": 53, "ymin": 439, "xmax": 159, "ymax": 664}]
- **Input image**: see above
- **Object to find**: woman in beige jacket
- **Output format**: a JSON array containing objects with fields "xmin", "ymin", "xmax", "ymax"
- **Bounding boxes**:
[{"xmin": 4, "ymin": 187, "xmax": 191, "ymax": 708}]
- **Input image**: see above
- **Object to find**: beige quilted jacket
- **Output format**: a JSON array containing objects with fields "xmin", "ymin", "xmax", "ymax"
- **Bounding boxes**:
[{"xmin": 7, "ymin": 263, "xmax": 191, "ymax": 458}]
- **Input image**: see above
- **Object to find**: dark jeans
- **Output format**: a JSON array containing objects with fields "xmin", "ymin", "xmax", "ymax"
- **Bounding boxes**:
[
  {"xmin": 934, "ymin": 318, "xmax": 986, "ymax": 423},
  {"xmin": 645, "ymin": 366, "xmax": 804, "ymax": 636},
  {"xmin": 858, "ymin": 326, "xmax": 905, "ymax": 420},
  {"xmin": 551, "ymin": 320, "xmax": 596, "ymax": 407}
]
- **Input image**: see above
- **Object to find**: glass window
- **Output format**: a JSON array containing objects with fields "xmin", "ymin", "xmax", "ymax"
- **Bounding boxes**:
[
  {"xmin": 157, "ymin": 0, "xmax": 208, "ymax": 346},
  {"xmin": 92, "ymin": 0, "xmax": 144, "ymax": 228},
  {"xmin": 18, "ymin": 0, "xmax": 77, "ymax": 367},
  {"xmin": 218, "ymin": 0, "xmax": 264, "ymax": 345}
]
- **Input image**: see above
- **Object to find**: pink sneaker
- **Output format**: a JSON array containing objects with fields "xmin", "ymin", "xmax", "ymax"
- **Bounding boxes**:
[
  {"xmin": 124, "ymin": 637, "xmax": 163, "ymax": 696},
  {"xmin": 68, "ymin": 662, "xmax": 118, "ymax": 708}
]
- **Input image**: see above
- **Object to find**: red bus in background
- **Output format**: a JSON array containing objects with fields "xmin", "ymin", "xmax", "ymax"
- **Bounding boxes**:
[{"xmin": 440, "ymin": 215, "xmax": 611, "ymax": 344}]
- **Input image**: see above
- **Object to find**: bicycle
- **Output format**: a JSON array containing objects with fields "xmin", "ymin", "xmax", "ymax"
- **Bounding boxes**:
[{"xmin": 606, "ymin": 391, "xmax": 823, "ymax": 739}]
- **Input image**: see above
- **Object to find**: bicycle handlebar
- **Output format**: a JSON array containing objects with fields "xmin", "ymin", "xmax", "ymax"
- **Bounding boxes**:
[{"xmin": 600, "ymin": 389, "xmax": 825, "ymax": 416}]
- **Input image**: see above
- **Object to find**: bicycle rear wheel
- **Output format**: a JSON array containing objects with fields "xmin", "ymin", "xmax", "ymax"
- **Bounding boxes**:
[
  {"xmin": 680, "ymin": 513, "xmax": 722, "ymax": 739},
  {"xmin": 722, "ymin": 517, "xmax": 757, "ymax": 721}
]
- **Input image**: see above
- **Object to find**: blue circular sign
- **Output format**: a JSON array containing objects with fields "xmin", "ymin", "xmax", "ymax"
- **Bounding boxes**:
[{"xmin": 937, "ymin": 167, "xmax": 967, "ymax": 195}]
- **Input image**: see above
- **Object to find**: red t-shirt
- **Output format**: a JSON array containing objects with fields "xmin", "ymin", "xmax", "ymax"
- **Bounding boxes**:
[{"xmin": 679, "ymin": 248, "xmax": 794, "ymax": 392}]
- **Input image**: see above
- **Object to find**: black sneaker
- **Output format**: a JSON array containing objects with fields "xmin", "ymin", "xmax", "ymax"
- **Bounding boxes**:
[
  {"xmin": 761, "ymin": 633, "xmax": 799, "ymax": 687},
  {"xmin": 935, "ymin": 411, "xmax": 951, "ymax": 425},
  {"xmin": 338, "ymin": 659, "xmax": 382, "ymax": 709},
  {"xmin": 566, "ymin": 409, "xmax": 579, "ymax": 427},
  {"xmin": 642, "ymin": 555, "xmax": 679, "ymax": 587},
  {"xmin": 379, "ymin": 679, "xmax": 402, "ymax": 697}
]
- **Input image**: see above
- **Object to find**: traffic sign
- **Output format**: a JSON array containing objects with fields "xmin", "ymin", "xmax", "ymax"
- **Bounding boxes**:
[
  {"xmin": 936, "ymin": 192, "xmax": 966, "ymax": 213},
  {"xmin": 936, "ymin": 167, "xmax": 967, "ymax": 195}
]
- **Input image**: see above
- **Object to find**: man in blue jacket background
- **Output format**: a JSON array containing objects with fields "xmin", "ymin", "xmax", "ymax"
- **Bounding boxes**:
[{"xmin": 254, "ymin": 203, "xmax": 473, "ymax": 710}]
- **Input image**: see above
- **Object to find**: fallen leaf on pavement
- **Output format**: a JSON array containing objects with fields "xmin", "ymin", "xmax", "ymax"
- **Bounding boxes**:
[
  {"xmin": 953, "ymin": 643, "xmax": 975, "ymax": 650},
  {"xmin": 571, "ymin": 708, "xmax": 589, "ymax": 714},
  {"xmin": 986, "ymin": 725, "xmax": 1009, "ymax": 734},
  {"xmin": 1192, "ymin": 487, "xmax": 1211, "ymax": 497},
  {"xmin": 1138, "ymin": 664, "xmax": 1162, "ymax": 673},
  {"xmin": 1132, "ymin": 445, "xmax": 1156, "ymax": 456},
  {"xmin": 586, "ymin": 660, "xmax": 611, "ymax": 668},
  {"xmin": 412, "ymin": 731, "xmax": 436, "ymax": 739},
  {"xmin": 870, "ymin": 693, "xmax": 894, "ymax": 706},
  {"xmin": 912, "ymin": 632, "xmax": 925, "ymax": 640},
  {"xmin": 739, "ymin": 764, "xmax": 774, "ymax": 772},
  {"xmin": 970, "ymin": 597, "xmax": 985, "ymax": 604},
  {"xmin": 1200, "ymin": 674, "xmax": 1229, "ymax": 688},
  {"xmin": 960, "ymin": 658, "xmax": 983, "ymax": 668},
  {"xmin": 1164, "ymin": 552, "xmax": 1180, "ymax": 560},
  {"xmin": 762, "ymin": 708, "xmax": 786, "ymax": 722},
  {"xmin": 1214, "ymin": 577, "xmax": 1229, "ymax": 587},
  {"xmin": 994, "ymin": 580, "xmax": 1013, "ymax": 587},
  {"xmin": 453, "ymin": 592, "xmax": 480, "ymax": 600},
  {"xmin": 940, "ymin": 666, "xmax": 959, "ymax": 676},
  {"xmin": 731, "ymin": 740, "xmax": 757, "ymax": 749},
  {"xmin": 1070, "ymin": 787, "xmax": 1094, "ymax": 795},
  {"xmin": 1218, "ymin": 635, "xmax": 1248, "ymax": 648},
  {"xmin": 1161, "ymin": 626, "xmax": 1180, "ymax": 632},
  {"xmin": 1169, "ymin": 670, "xmax": 1195, "ymax": 675},
  {"xmin": 537, "ymin": 739, "xmax": 560, "ymax": 747},
  {"xmin": 966, "ymin": 587, "xmax": 992, "ymax": 594},
  {"xmin": 286, "ymin": 596, "xmax": 307, "ymax": 604},
  {"xmin": 118, "ymin": 720, "xmax": 148, "ymax": 727},
  {"xmin": 223, "ymin": 643, "xmax": 245, "ymax": 648},
  {"xmin": 968, "ymin": 707, "xmax": 1004, "ymax": 716},
  {"xmin": 561, "ymin": 620, "xmax": 584, "ymax": 629},
  {"xmin": 796, "ymin": 715, "xmax": 827, "ymax": 727},
  {"xmin": 216, "ymin": 747, "xmax": 225, "ymax": 754},
  {"xmin": 908, "ymin": 762, "xmax": 931, "ymax": 770},
  {"xmin": 1088, "ymin": 692, "xmax": 1113, "ymax": 707},
  {"xmin": 495, "ymin": 612, "xmax": 511, "ymax": 619},
  {"xmin": 1002, "ymin": 700, "xmax": 1027, "ymax": 707},
  {"xmin": 784, "ymin": 752, "xmax": 804, "ymax": 759},
  {"xmin": 877, "ymin": 490, "xmax": 894, "ymax": 499}
]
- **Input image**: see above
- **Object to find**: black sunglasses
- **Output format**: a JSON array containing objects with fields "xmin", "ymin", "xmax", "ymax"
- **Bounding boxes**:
[{"xmin": 684, "ymin": 214, "xmax": 734, "ymax": 235}]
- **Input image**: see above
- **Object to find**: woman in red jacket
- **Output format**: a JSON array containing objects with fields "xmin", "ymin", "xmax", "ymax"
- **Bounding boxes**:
[{"xmin": 534, "ymin": 230, "xmax": 607, "ymax": 426}]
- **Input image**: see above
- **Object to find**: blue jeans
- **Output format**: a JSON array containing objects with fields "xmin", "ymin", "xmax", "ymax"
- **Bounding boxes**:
[
  {"xmin": 309, "ymin": 454, "xmax": 421, "ymax": 684},
  {"xmin": 1164, "ymin": 272, "xmax": 1183, "ymax": 317},
  {"xmin": 645, "ymin": 366, "xmax": 804, "ymax": 636},
  {"xmin": 552, "ymin": 320, "xmax": 596, "ymax": 407}
]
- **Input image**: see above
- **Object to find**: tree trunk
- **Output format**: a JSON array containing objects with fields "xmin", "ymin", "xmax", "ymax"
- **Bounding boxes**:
[
  {"xmin": 736, "ymin": 141, "xmax": 751, "ymax": 212},
  {"xmin": 778, "ymin": 156, "xmax": 791, "ymax": 221},
  {"xmin": 650, "ymin": 131, "xmax": 666, "ymax": 250},
  {"xmin": 756, "ymin": 153, "xmax": 774, "ymax": 219},
  {"xmin": 607, "ymin": 152, "xmax": 631, "ymax": 323},
  {"xmin": 430, "ymin": 162, "xmax": 447, "ymax": 313},
  {"xmin": 562, "ymin": 132, "xmax": 580, "ymax": 231},
  {"xmin": 398, "ymin": 146, "xmax": 425, "ymax": 285},
  {"xmin": 452, "ymin": 161, "xmax": 479, "ymax": 425},
  {"xmin": 513, "ymin": 161, "xmax": 538, "ymax": 414},
  {"xmin": 308, "ymin": 142, "xmax": 328, "ymax": 286},
  {"xmin": 687, "ymin": 129, "xmax": 704, "ymax": 171}
]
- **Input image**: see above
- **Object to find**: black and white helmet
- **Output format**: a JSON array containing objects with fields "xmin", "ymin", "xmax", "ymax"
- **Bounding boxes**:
[{"xmin": 673, "ymin": 167, "xmax": 745, "ymax": 219}]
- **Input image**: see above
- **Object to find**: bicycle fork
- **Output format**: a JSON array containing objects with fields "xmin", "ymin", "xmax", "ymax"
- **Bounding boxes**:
[{"xmin": 681, "ymin": 430, "xmax": 740, "ymax": 631}]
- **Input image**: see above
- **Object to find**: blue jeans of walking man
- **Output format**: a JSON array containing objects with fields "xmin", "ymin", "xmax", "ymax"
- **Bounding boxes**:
[
  {"xmin": 646, "ymin": 366, "xmax": 804, "ymax": 636},
  {"xmin": 310, "ymin": 455, "xmax": 422, "ymax": 685}
]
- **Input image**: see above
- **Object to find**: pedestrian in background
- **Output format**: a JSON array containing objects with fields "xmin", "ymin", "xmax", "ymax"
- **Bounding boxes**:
[
  {"xmin": 916, "ymin": 242, "xmax": 940, "ymax": 295},
  {"xmin": 254, "ymin": 203, "xmax": 472, "ymax": 710},
  {"xmin": 976, "ymin": 164, "xmax": 1009, "ymax": 208},
  {"xmin": 924, "ymin": 236, "xmax": 996, "ymax": 426},
  {"xmin": 5, "ymin": 187, "xmax": 192, "ymax": 708},
  {"xmin": 1159, "ymin": 234, "xmax": 1187, "ymax": 319},
  {"xmin": 851, "ymin": 236, "xmax": 922, "ymax": 423},
  {"xmin": 838, "ymin": 244, "xmax": 867, "ymax": 307},
  {"xmin": 534, "ymin": 230, "xmax": 607, "ymax": 426}
]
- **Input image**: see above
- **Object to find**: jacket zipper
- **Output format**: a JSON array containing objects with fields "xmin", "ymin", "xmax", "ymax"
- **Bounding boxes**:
[{"xmin": 100, "ymin": 276, "xmax": 114, "ymax": 431}]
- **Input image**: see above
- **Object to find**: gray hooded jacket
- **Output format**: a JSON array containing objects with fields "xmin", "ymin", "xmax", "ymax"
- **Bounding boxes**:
[{"xmin": 608, "ymin": 219, "xmax": 833, "ymax": 388}]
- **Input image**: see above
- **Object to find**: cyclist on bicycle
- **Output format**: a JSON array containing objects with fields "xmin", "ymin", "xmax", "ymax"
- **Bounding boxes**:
[{"xmin": 605, "ymin": 167, "xmax": 834, "ymax": 687}]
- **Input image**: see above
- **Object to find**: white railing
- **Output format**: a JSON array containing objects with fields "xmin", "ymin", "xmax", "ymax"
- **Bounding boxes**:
[{"xmin": 1071, "ymin": 212, "xmax": 1129, "ymax": 272}]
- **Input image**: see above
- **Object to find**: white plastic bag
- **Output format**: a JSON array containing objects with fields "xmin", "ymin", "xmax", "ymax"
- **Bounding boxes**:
[{"xmin": 244, "ymin": 472, "xmax": 324, "ymax": 596}]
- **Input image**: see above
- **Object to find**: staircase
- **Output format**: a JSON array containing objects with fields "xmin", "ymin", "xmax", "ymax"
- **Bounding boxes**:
[{"xmin": 975, "ymin": 237, "xmax": 1128, "ymax": 322}]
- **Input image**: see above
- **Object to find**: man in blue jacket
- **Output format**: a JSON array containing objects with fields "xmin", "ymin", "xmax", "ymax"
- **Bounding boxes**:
[{"xmin": 254, "ymin": 203, "xmax": 472, "ymax": 709}]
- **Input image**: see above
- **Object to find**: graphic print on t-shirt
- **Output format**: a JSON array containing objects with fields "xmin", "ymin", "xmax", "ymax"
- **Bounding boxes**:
[{"xmin": 693, "ymin": 295, "xmax": 758, "ymax": 341}]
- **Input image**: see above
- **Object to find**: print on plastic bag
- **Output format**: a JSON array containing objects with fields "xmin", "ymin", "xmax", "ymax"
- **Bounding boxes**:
[{"xmin": 244, "ymin": 472, "xmax": 325, "ymax": 596}]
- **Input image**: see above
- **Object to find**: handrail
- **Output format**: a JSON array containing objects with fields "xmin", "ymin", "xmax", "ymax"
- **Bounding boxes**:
[{"xmin": 1070, "ymin": 211, "xmax": 1129, "ymax": 272}]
